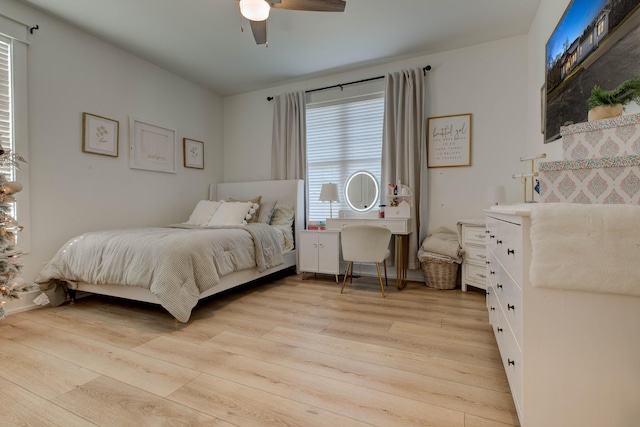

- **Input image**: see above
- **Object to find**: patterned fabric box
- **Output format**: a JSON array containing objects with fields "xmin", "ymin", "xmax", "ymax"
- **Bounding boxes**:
[
  {"xmin": 538, "ymin": 155, "xmax": 640, "ymax": 204},
  {"xmin": 560, "ymin": 113, "xmax": 640, "ymax": 160}
]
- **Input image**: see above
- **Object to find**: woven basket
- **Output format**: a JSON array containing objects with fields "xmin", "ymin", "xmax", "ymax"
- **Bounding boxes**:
[{"xmin": 420, "ymin": 253, "xmax": 459, "ymax": 290}]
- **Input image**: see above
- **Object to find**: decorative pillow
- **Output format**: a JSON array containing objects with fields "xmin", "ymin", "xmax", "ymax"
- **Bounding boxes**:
[
  {"xmin": 257, "ymin": 200, "xmax": 277, "ymax": 224},
  {"xmin": 273, "ymin": 224, "xmax": 294, "ymax": 252},
  {"xmin": 228, "ymin": 196, "xmax": 262, "ymax": 223},
  {"xmin": 207, "ymin": 201, "xmax": 257, "ymax": 226},
  {"xmin": 270, "ymin": 203, "xmax": 295, "ymax": 251},
  {"xmin": 185, "ymin": 200, "xmax": 222, "ymax": 226}
]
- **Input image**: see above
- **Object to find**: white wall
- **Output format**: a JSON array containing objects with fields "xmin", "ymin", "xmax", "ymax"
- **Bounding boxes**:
[
  {"xmin": 1, "ymin": 0, "xmax": 224, "ymax": 282},
  {"xmin": 224, "ymin": 36, "xmax": 529, "ymax": 233}
]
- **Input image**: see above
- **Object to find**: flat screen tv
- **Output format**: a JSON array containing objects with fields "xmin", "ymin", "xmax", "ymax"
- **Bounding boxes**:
[{"xmin": 544, "ymin": 0, "xmax": 640, "ymax": 142}]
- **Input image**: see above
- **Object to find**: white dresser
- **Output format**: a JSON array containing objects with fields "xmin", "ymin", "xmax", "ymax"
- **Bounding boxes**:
[
  {"xmin": 298, "ymin": 230, "xmax": 340, "ymax": 283},
  {"xmin": 458, "ymin": 220, "xmax": 487, "ymax": 291},
  {"xmin": 486, "ymin": 208, "xmax": 640, "ymax": 427}
]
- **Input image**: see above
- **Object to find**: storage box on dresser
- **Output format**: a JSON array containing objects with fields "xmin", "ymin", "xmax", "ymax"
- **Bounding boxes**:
[
  {"xmin": 538, "ymin": 113, "xmax": 640, "ymax": 204},
  {"xmin": 486, "ymin": 207, "xmax": 640, "ymax": 427},
  {"xmin": 459, "ymin": 220, "xmax": 487, "ymax": 291}
]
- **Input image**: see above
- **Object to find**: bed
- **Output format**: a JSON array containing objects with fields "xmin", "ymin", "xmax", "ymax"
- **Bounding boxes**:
[{"xmin": 35, "ymin": 179, "xmax": 305, "ymax": 322}]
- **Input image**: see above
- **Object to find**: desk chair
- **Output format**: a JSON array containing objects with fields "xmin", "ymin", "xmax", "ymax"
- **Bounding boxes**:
[{"xmin": 340, "ymin": 225, "xmax": 392, "ymax": 297}]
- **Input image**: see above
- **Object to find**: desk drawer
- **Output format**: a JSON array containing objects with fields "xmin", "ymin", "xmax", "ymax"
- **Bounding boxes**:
[{"xmin": 326, "ymin": 218, "xmax": 410, "ymax": 234}]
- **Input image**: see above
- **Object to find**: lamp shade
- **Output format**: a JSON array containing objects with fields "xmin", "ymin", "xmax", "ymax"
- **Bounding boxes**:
[
  {"xmin": 488, "ymin": 185, "xmax": 506, "ymax": 205},
  {"xmin": 239, "ymin": 0, "xmax": 270, "ymax": 21},
  {"xmin": 319, "ymin": 183, "xmax": 339, "ymax": 202}
]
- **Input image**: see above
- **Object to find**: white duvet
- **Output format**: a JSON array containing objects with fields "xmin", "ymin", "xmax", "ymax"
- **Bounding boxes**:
[{"xmin": 35, "ymin": 223, "xmax": 285, "ymax": 322}]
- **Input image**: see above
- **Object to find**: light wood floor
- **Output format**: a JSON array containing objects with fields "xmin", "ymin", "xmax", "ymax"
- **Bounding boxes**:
[{"xmin": 0, "ymin": 272, "xmax": 519, "ymax": 426}]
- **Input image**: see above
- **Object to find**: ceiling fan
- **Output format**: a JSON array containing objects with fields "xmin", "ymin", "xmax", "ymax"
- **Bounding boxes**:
[{"xmin": 239, "ymin": 0, "xmax": 347, "ymax": 46}]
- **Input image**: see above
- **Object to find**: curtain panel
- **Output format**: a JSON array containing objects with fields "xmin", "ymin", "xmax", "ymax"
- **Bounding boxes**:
[
  {"xmin": 382, "ymin": 68, "xmax": 425, "ymax": 269},
  {"xmin": 271, "ymin": 91, "xmax": 307, "ymax": 180}
]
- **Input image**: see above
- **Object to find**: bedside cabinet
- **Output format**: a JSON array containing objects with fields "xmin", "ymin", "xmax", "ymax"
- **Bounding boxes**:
[
  {"xmin": 299, "ymin": 230, "xmax": 340, "ymax": 283},
  {"xmin": 458, "ymin": 219, "xmax": 487, "ymax": 291}
]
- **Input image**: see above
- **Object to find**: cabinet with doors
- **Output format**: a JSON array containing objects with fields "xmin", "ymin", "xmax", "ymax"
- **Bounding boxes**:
[
  {"xmin": 299, "ymin": 230, "xmax": 340, "ymax": 283},
  {"xmin": 459, "ymin": 220, "xmax": 487, "ymax": 291}
]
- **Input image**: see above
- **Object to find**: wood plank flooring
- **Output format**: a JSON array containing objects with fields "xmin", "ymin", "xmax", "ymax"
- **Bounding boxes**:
[{"xmin": 0, "ymin": 273, "xmax": 519, "ymax": 426}]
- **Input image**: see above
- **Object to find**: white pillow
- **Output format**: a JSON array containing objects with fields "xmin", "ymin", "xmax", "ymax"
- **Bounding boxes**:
[
  {"xmin": 207, "ymin": 201, "xmax": 257, "ymax": 226},
  {"xmin": 185, "ymin": 200, "xmax": 222, "ymax": 226}
]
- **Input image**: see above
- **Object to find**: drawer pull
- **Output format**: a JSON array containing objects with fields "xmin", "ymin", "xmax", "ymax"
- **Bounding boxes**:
[
  {"xmin": 313, "ymin": 243, "xmax": 317, "ymax": 248},
  {"xmin": 319, "ymin": 243, "xmax": 324, "ymax": 248},
  {"xmin": 490, "ymin": 306, "xmax": 495, "ymax": 311},
  {"xmin": 486, "ymin": 230, "xmax": 490, "ymax": 234},
  {"xmin": 496, "ymin": 239, "xmax": 503, "ymax": 245},
  {"xmin": 508, "ymin": 304, "xmax": 515, "ymax": 311},
  {"xmin": 497, "ymin": 284, "xmax": 503, "ymax": 289},
  {"xmin": 507, "ymin": 248, "xmax": 514, "ymax": 255},
  {"xmin": 490, "ymin": 271, "xmax": 496, "ymax": 275},
  {"xmin": 497, "ymin": 327, "xmax": 503, "ymax": 333},
  {"xmin": 490, "ymin": 234, "xmax": 495, "ymax": 239},
  {"xmin": 508, "ymin": 359, "xmax": 515, "ymax": 366},
  {"xmin": 486, "ymin": 261, "xmax": 490, "ymax": 265}
]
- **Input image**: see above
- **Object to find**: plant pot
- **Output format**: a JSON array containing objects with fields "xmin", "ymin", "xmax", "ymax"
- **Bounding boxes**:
[{"xmin": 588, "ymin": 104, "xmax": 623, "ymax": 121}]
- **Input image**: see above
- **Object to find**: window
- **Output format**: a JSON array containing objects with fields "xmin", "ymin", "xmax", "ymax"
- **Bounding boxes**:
[
  {"xmin": 306, "ymin": 92, "xmax": 384, "ymax": 221},
  {"xmin": 0, "ymin": 16, "xmax": 31, "ymax": 252},
  {"xmin": 0, "ymin": 36, "xmax": 15, "ymax": 179},
  {"xmin": 597, "ymin": 19, "xmax": 605, "ymax": 36}
]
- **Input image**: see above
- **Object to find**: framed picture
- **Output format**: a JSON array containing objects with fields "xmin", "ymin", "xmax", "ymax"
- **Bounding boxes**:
[
  {"xmin": 427, "ymin": 113, "xmax": 472, "ymax": 168},
  {"xmin": 129, "ymin": 117, "xmax": 176, "ymax": 173},
  {"xmin": 183, "ymin": 138, "xmax": 204, "ymax": 169},
  {"xmin": 540, "ymin": 83, "xmax": 546, "ymax": 134},
  {"xmin": 544, "ymin": 0, "xmax": 640, "ymax": 142},
  {"xmin": 82, "ymin": 112, "xmax": 119, "ymax": 157}
]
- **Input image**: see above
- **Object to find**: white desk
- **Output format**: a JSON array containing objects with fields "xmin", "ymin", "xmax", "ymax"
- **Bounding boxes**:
[{"xmin": 325, "ymin": 217, "xmax": 412, "ymax": 289}]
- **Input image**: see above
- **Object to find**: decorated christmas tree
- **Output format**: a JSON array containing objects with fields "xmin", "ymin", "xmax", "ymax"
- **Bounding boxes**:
[{"xmin": 0, "ymin": 142, "xmax": 27, "ymax": 320}]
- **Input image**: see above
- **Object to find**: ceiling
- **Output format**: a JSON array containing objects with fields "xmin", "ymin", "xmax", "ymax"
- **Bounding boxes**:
[{"xmin": 19, "ymin": 0, "xmax": 542, "ymax": 96}]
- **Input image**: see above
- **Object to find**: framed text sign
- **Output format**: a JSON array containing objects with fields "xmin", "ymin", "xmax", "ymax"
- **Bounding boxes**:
[
  {"xmin": 129, "ymin": 117, "xmax": 177, "ymax": 173},
  {"xmin": 427, "ymin": 113, "xmax": 472, "ymax": 168}
]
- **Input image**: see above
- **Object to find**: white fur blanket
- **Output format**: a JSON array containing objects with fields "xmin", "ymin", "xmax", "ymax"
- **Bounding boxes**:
[{"xmin": 529, "ymin": 203, "xmax": 640, "ymax": 297}]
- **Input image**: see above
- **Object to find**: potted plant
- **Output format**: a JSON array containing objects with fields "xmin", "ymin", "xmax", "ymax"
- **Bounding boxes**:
[{"xmin": 587, "ymin": 77, "xmax": 640, "ymax": 121}]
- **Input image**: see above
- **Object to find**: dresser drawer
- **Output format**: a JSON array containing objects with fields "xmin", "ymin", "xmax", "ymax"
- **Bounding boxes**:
[
  {"xmin": 487, "ymin": 217, "xmax": 522, "ymax": 284},
  {"xmin": 493, "ymin": 261, "xmax": 522, "ymax": 348},
  {"xmin": 465, "ymin": 245, "xmax": 487, "ymax": 264},
  {"xmin": 463, "ymin": 226, "xmax": 487, "ymax": 246},
  {"xmin": 493, "ymin": 308, "xmax": 523, "ymax": 416},
  {"xmin": 464, "ymin": 262, "xmax": 487, "ymax": 286}
]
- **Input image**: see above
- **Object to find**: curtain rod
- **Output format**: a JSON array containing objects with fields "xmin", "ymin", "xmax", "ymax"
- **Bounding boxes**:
[{"xmin": 267, "ymin": 65, "xmax": 431, "ymax": 101}]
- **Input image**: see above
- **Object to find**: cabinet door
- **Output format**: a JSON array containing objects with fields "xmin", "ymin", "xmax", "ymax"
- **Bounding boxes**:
[
  {"xmin": 317, "ymin": 232, "xmax": 339, "ymax": 274},
  {"xmin": 299, "ymin": 232, "xmax": 319, "ymax": 273}
]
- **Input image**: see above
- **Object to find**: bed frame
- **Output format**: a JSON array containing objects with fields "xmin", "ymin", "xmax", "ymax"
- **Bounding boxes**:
[{"xmin": 74, "ymin": 179, "xmax": 305, "ymax": 306}]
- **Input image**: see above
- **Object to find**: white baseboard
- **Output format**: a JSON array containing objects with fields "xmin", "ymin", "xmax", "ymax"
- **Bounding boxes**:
[{"xmin": 4, "ymin": 289, "xmax": 41, "ymax": 315}]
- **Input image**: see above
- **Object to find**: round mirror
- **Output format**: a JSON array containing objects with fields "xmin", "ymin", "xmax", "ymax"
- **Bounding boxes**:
[{"xmin": 344, "ymin": 171, "xmax": 379, "ymax": 213}]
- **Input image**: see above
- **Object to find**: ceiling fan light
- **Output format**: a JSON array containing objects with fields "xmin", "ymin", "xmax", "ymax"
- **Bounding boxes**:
[{"xmin": 240, "ymin": 0, "xmax": 270, "ymax": 22}]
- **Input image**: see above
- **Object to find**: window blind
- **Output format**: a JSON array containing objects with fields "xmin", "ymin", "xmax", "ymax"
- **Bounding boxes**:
[
  {"xmin": 306, "ymin": 93, "xmax": 384, "ymax": 221},
  {"xmin": 0, "ymin": 36, "xmax": 12, "ymax": 180}
]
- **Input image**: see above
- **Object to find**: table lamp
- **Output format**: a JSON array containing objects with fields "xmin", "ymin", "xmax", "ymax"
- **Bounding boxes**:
[
  {"xmin": 488, "ymin": 185, "xmax": 506, "ymax": 206},
  {"xmin": 319, "ymin": 183, "xmax": 339, "ymax": 218}
]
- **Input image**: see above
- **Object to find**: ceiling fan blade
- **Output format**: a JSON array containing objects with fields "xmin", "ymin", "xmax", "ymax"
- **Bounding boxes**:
[
  {"xmin": 270, "ymin": 0, "xmax": 346, "ymax": 12},
  {"xmin": 249, "ymin": 20, "xmax": 267, "ymax": 45}
]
